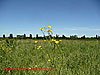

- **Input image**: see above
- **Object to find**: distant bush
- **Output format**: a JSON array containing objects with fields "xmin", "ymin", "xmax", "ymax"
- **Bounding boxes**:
[
  {"xmin": 24, "ymin": 34, "xmax": 26, "ymax": 39},
  {"xmin": 3, "ymin": 34, "xmax": 5, "ymax": 38},
  {"xmin": 29, "ymin": 34, "xmax": 32, "ymax": 39},
  {"xmin": 9, "ymin": 34, "xmax": 13, "ymax": 39},
  {"xmin": 36, "ymin": 34, "xmax": 38, "ymax": 39},
  {"xmin": 70, "ymin": 35, "xmax": 78, "ymax": 39},
  {"xmin": 81, "ymin": 35, "xmax": 85, "ymax": 39},
  {"xmin": 62, "ymin": 35, "xmax": 66, "ymax": 39},
  {"xmin": 17, "ymin": 35, "xmax": 24, "ymax": 39}
]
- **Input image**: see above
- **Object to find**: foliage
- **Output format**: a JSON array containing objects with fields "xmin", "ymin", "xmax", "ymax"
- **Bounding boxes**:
[
  {"xmin": 0, "ymin": 39, "xmax": 100, "ymax": 75},
  {"xmin": 0, "ymin": 25, "xmax": 100, "ymax": 75},
  {"xmin": 70, "ymin": 35, "xmax": 78, "ymax": 39}
]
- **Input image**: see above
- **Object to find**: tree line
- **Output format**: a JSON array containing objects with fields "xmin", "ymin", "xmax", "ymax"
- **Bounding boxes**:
[{"xmin": 1, "ymin": 34, "xmax": 100, "ymax": 40}]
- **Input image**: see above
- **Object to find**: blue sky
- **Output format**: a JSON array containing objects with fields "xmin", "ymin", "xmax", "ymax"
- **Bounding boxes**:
[{"xmin": 0, "ymin": 0, "xmax": 100, "ymax": 37}]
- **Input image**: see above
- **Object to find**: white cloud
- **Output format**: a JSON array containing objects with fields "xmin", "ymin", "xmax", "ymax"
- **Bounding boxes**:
[{"xmin": 64, "ymin": 27, "xmax": 100, "ymax": 31}]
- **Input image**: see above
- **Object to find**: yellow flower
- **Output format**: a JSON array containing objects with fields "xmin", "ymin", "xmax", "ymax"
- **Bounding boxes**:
[
  {"xmin": 52, "ymin": 39, "xmax": 56, "ymax": 42},
  {"xmin": 35, "ymin": 41, "xmax": 38, "ymax": 43},
  {"xmin": 47, "ymin": 30, "xmax": 50, "ymax": 32},
  {"xmin": 58, "ymin": 45, "xmax": 60, "ymax": 47},
  {"xmin": 55, "ymin": 41, "xmax": 59, "ymax": 44},
  {"xmin": 48, "ymin": 25, "xmax": 51, "ymax": 28},
  {"xmin": 54, "ymin": 40, "xmax": 56, "ymax": 41},
  {"xmin": 51, "ymin": 39, "xmax": 54, "ymax": 41},
  {"xmin": 35, "ymin": 65, "xmax": 37, "ymax": 67},
  {"xmin": 59, "ymin": 40, "xmax": 62, "ymax": 42},
  {"xmin": 48, "ymin": 59, "xmax": 51, "ymax": 62},
  {"xmin": 28, "ymin": 68, "xmax": 31, "ymax": 70},
  {"xmin": 44, "ymin": 40, "xmax": 46, "ymax": 42},
  {"xmin": 44, "ymin": 25, "xmax": 46, "ymax": 27},
  {"xmin": 40, "ymin": 28, "xmax": 44, "ymax": 30},
  {"xmin": 37, "ymin": 46, "xmax": 42, "ymax": 49},
  {"xmin": 50, "ymin": 29, "xmax": 52, "ymax": 32},
  {"xmin": 39, "ymin": 45, "xmax": 42, "ymax": 48}
]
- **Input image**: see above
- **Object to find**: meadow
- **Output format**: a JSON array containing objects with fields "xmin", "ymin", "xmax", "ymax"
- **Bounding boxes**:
[{"xmin": 0, "ymin": 39, "xmax": 100, "ymax": 75}]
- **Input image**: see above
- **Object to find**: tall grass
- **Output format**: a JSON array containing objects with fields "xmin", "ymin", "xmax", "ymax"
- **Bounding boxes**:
[{"xmin": 0, "ymin": 39, "xmax": 100, "ymax": 75}]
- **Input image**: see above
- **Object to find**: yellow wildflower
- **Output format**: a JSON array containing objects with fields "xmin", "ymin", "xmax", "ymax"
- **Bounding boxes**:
[
  {"xmin": 50, "ymin": 29, "xmax": 52, "ymax": 32},
  {"xmin": 47, "ymin": 30, "xmax": 50, "ymax": 32},
  {"xmin": 28, "ymin": 68, "xmax": 31, "ymax": 70},
  {"xmin": 40, "ymin": 28, "xmax": 44, "ymax": 30},
  {"xmin": 54, "ymin": 39, "xmax": 56, "ymax": 42},
  {"xmin": 37, "ymin": 46, "xmax": 42, "ymax": 49},
  {"xmin": 35, "ymin": 41, "xmax": 38, "ymax": 43},
  {"xmin": 44, "ymin": 25, "xmax": 46, "ymax": 27},
  {"xmin": 58, "ymin": 45, "xmax": 60, "ymax": 47},
  {"xmin": 51, "ymin": 39, "xmax": 54, "ymax": 41},
  {"xmin": 55, "ymin": 41, "xmax": 59, "ymax": 44},
  {"xmin": 44, "ymin": 40, "xmax": 46, "ymax": 42},
  {"xmin": 39, "ymin": 45, "xmax": 42, "ymax": 48},
  {"xmin": 40, "ymin": 28, "xmax": 42, "ymax": 30},
  {"xmin": 35, "ymin": 65, "xmax": 37, "ymax": 67},
  {"xmin": 59, "ymin": 40, "xmax": 62, "ymax": 42},
  {"xmin": 51, "ymin": 39, "xmax": 56, "ymax": 42},
  {"xmin": 48, "ymin": 25, "xmax": 51, "ymax": 28},
  {"xmin": 48, "ymin": 59, "xmax": 51, "ymax": 62}
]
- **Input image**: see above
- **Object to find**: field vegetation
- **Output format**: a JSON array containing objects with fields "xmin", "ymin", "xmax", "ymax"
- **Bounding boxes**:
[
  {"xmin": 0, "ymin": 25, "xmax": 100, "ymax": 75},
  {"xmin": 0, "ymin": 39, "xmax": 100, "ymax": 75}
]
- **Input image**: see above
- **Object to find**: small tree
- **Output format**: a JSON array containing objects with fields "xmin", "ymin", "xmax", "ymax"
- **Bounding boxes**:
[
  {"xmin": 96, "ymin": 35, "xmax": 98, "ymax": 39},
  {"xmin": 9, "ymin": 34, "xmax": 13, "ymax": 39},
  {"xmin": 36, "ymin": 34, "xmax": 38, "ymax": 39},
  {"xmin": 3, "ymin": 34, "xmax": 5, "ymax": 38},
  {"xmin": 24, "ymin": 34, "xmax": 26, "ymax": 39},
  {"xmin": 81, "ymin": 35, "xmax": 85, "ymax": 39},
  {"xmin": 62, "ymin": 35, "xmax": 66, "ymax": 39},
  {"xmin": 70, "ymin": 35, "xmax": 78, "ymax": 39},
  {"xmin": 98, "ymin": 36, "xmax": 100, "ymax": 39},
  {"xmin": 56, "ymin": 34, "xmax": 58, "ymax": 39},
  {"xmin": 29, "ymin": 34, "xmax": 32, "ymax": 39}
]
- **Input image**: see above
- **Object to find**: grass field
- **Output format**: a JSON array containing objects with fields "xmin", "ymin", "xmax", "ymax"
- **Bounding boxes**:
[{"xmin": 0, "ymin": 39, "xmax": 100, "ymax": 75}]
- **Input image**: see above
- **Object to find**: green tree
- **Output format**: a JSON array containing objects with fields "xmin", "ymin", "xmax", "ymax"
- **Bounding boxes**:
[
  {"xmin": 70, "ymin": 35, "xmax": 78, "ymax": 39},
  {"xmin": 24, "ymin": 34, "xmax": 26, "ymax": 39},
  {"xmin": 3, "ymin": 34, "xmax": 5, "ymax": 38},
  {"xmin": 81, "ymin": 35, "xmax": 85, "ymax": 39},
  {"xmin": 9, "ymin": 34, "xmax": 13, "ymax": 39},
  {"xmin": 96, "ymin": 35, "xmax": 98, "ymax": 39},
  {"xmin": 62, "ymin": 35, "xmax": 66, "ymax": 39},
  {"xmin": 36, "ymin": 34, "xmax": 38, "ymax": 39},
  {"xmin": 29, "ymin": 34, "xmax": 32, "ymax": 39}
]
